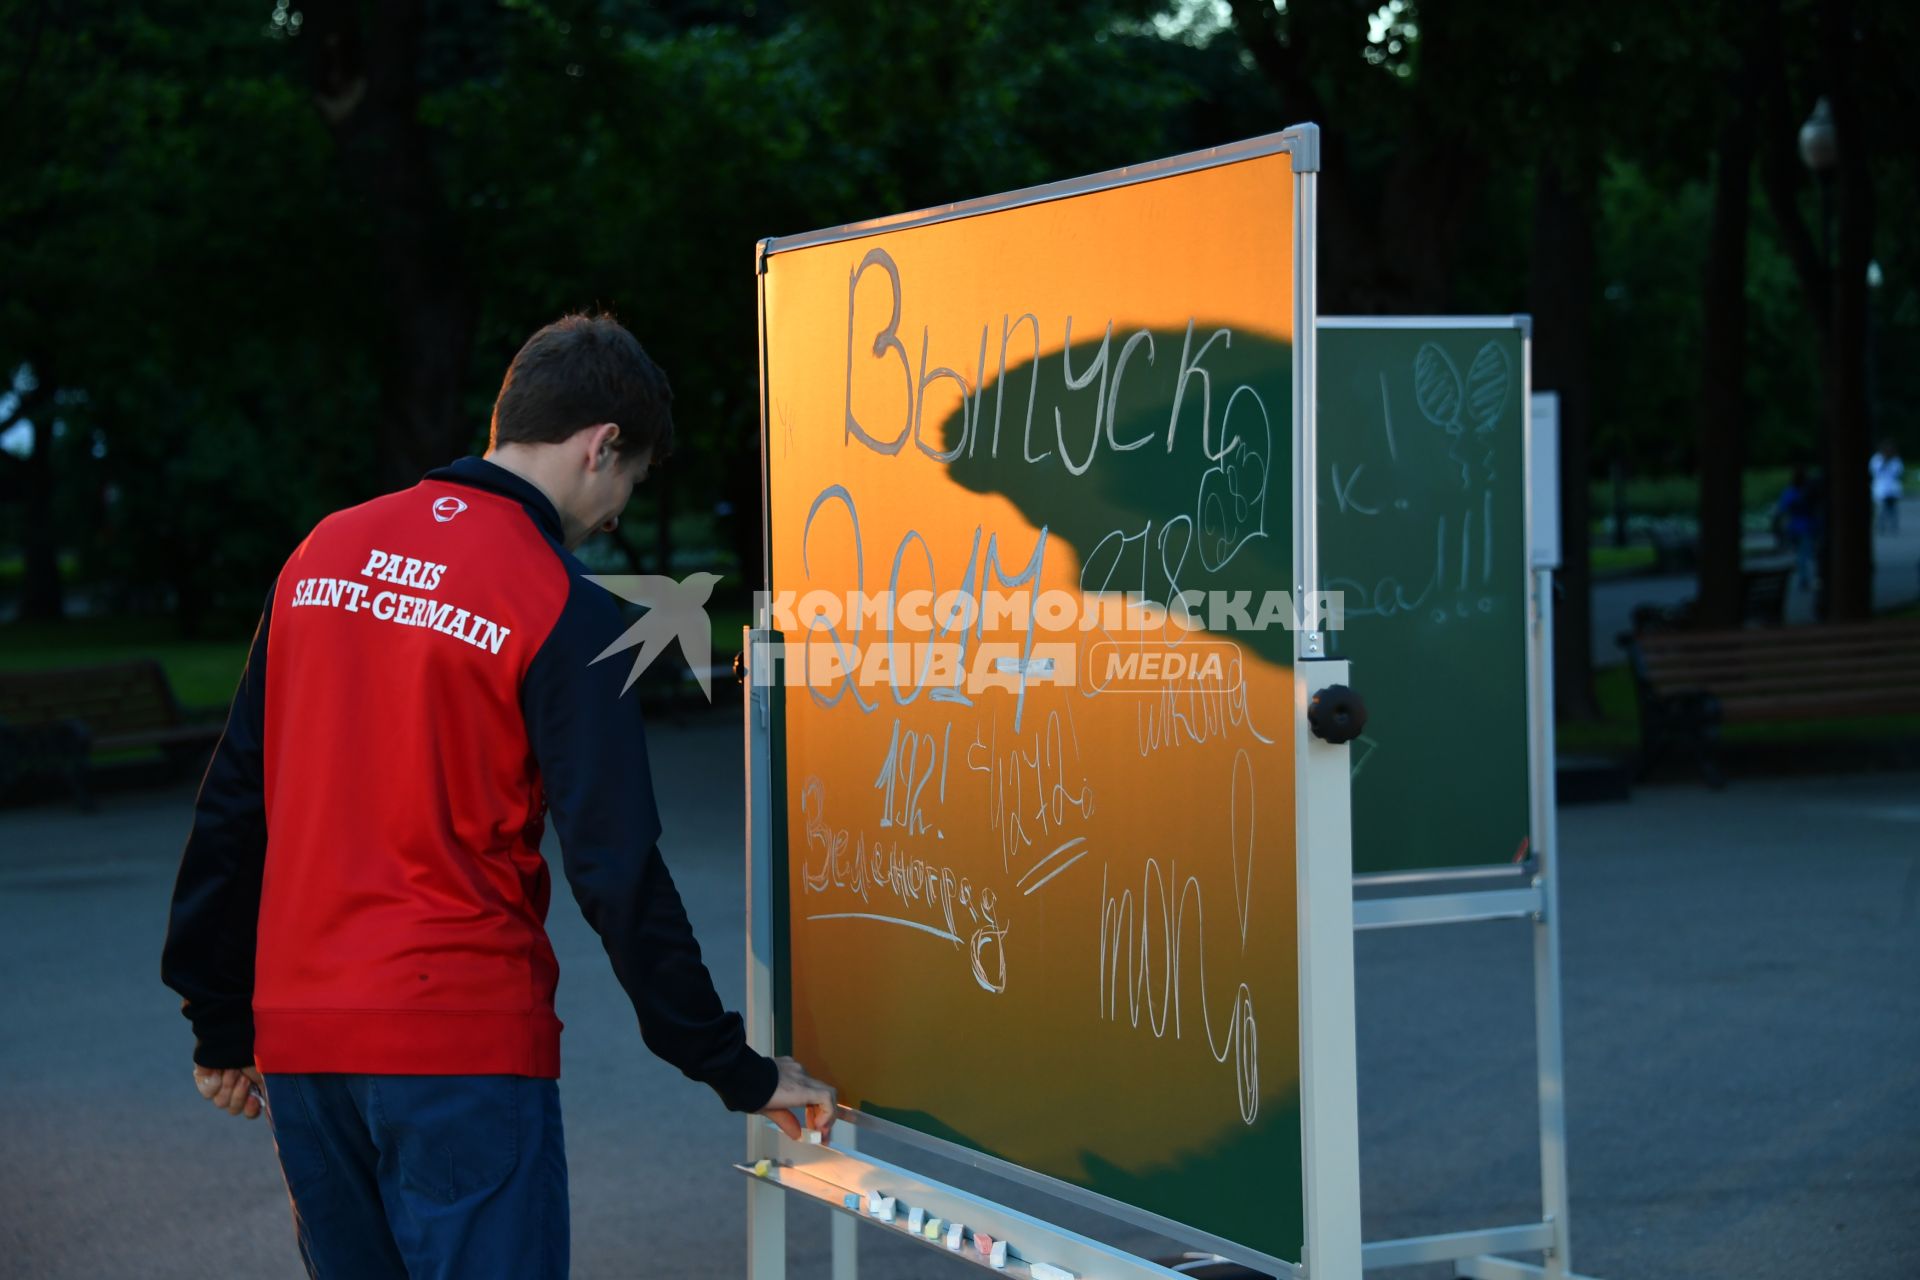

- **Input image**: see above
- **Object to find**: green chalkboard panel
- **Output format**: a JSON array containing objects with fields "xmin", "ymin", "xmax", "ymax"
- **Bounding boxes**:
[{"xmin": 1317, "ymin": 321, "xmax": 1531, "ymax": 874}]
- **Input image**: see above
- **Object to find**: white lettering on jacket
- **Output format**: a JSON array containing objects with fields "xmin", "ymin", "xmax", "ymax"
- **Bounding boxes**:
[{"xmin": 291, "ymin": 556, "xmax": 511, "ymax": 657}]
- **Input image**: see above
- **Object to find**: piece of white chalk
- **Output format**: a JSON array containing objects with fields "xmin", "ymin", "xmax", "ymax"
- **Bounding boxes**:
[
  {"xmin": 907, "ymin": 1206, "xmax": 926, "ymax": 1232},
  {"xmin": 989, "ymin": 1239, "xmax": 1008, "ymax": 1269},
  {"xmin": 805, "ymin": 1128, "xmax": 823, "ymax": 1144},
  {"xmin": 946, "ymin": 1222, "xmax": 965, "ymax": 1251},
  {"xmin": 1030, "ymin": 1264, "xmax": 1076, "ymax": 1280}
]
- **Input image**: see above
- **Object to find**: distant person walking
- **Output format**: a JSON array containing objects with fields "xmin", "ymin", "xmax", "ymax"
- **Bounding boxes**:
[
  {"xmin": 1777, "ymin": 465, "xmax": 1820, "ymax": 590},
  {"xmin": 1870, "ymin": 438, "xmax": 1903, "ymax": 534}
]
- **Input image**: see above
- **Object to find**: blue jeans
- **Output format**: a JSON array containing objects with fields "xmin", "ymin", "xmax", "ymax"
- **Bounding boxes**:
[{"xmin": 261, "ymin": 1074, "xmax": 568, "ymax": 1279}]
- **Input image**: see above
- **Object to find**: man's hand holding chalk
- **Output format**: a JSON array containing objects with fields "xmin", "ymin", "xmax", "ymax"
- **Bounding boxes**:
[{"xmin": 758, "ymin": 1055, "xmax": 836, "ymax": 1142}]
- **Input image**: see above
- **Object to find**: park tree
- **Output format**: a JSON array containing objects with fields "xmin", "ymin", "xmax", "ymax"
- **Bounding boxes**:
[
  {"xmin": 1223, "ymin": 0, "xmax": 1652, "ymax": 716},
  {"xmin": 3, "ymin": 0, "xmax": 1914, "ymax": 677}
]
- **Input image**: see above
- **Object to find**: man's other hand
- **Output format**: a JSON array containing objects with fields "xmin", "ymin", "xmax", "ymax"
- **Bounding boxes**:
[
  {"xmin": 757, "ymin": 1055, "xmax": 836, "ymax": 1142},
  {"xmin": 193, "ymin": 1065, "xmax": 264, "ymax": 1120}
]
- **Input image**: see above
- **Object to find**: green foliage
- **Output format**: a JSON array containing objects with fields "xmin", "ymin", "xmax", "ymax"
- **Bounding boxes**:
[{"xmin": 1, "ymin": 0, "xmax": 1916, "ymax": 641}]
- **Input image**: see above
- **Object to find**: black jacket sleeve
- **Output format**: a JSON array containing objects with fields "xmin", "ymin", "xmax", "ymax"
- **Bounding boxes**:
[
  {"xmin": 160, "ymin": 585, "xmax": 273, "ymax": 1069},
  {"xmin": 523, "ymin": 573, "xmax": 776, "ymax": 1113}
]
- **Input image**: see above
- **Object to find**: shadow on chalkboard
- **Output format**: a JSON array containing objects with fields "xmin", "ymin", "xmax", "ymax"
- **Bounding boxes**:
[
  {"xmin": 865, "ymin": 1091, "xmax": 1306, "ymax": 1266},
  {"xmin": 926, "ymin": 324, "xmax": 1297, "ymax": 675}
]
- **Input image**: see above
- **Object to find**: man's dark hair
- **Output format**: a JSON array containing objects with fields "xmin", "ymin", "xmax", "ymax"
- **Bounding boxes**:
[{"xmin": 490, "ymin": 313, "xmax": 675, "ymax": 461}]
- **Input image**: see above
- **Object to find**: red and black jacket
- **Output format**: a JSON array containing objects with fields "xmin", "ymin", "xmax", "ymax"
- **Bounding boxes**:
[{"xmin": 162, "ymin": 457, "xmax": 774, "ymax": 1111}]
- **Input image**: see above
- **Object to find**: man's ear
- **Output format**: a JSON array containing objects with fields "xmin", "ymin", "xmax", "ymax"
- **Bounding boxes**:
[{"xmin": 585, "ymin": 422, "xmax": 621, "ymax": 469}]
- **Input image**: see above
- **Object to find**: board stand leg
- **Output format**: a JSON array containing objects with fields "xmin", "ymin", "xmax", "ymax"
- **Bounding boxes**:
[
  {"xmin": 832, "ymin": 1124, "xmax": 859, "ymax": 1280},
  {"xmin": 748, "ymin": 1131, "xmax": 787, "ymax": 1280},
  {"xmin": 1296, "ymin": 658, "xmax": 1364, "ymax": 1280},
  {"xmin": 1528, "ymin": 567, "xmax": 1578, "ymax": 1280},
  {"xmin": 745, "ymin": 627, "xmax": 786, "ymax": 1280}
]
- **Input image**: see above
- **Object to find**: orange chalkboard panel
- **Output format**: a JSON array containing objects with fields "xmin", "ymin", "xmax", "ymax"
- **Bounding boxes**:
[{"xmin": 760, "ymin": 138, "xmax": 1307, "ymax": 1263}]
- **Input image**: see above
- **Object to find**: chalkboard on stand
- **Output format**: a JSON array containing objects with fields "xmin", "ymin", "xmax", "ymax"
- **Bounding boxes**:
[
  {"xmin": 757, "ymin": 133, "xmax": 1323, "ymax": 1269},
  {"xmin": 1316, "ymin": 318, "xmax": 1533, "ymax": 875}
]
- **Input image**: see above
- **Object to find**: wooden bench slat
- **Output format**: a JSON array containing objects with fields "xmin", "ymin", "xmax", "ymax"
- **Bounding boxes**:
[
  {"xmin": 1649, "ymin": 677, "xmax": 1920, "ymax": 704},
  {"xmin": 1638, "ymin": 620, "xmax": 1920, "ymax": 652},
  {"xmin": 1645, "ymin": 658, "xmax": 1920, "ymax": 687},
  {"xmin": 1645, "ymin": 658, "xmax": 1920, "ymax": 683},
  {"xmin": 1641, "ymin": 632, "xmax": 1920, "ymax": 658},
  {"xmin": 1720, "ymin": 689, "xmax": 1920, "ymax": 721}
]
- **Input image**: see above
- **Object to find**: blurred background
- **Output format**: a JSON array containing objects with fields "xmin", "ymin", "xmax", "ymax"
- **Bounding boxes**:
[{"xmin": 1, "ymin": 0, "xmax": 1915, "ymax": 767}]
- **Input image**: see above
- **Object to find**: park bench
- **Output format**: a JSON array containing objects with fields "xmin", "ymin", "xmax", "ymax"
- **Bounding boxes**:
[
  {"xmin": 0, "ymin": 661, "xmax": 221, "ymax": 808},
  {"xmin": 1618, "ymin": 618, "xmax": 1920, "ymax": 785}
]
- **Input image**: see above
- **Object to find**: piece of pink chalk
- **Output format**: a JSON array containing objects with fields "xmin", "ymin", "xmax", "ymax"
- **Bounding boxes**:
[{"xmin": 976, "ymin": 1233, "xmax": 995, "ymax": 1257}]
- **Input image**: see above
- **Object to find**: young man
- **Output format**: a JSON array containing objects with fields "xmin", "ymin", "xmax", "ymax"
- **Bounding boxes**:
[{"xmin": 162, "ymin": 314, "xmax": 831, "ymax": 1278}]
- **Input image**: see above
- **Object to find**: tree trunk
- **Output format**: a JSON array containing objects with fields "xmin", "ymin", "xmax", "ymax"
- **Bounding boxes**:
[
  {"xmin": 1693, "ymin": 49, "xmax": 1755, "ymax": 628},
  {"xmin": 1818, "ymin": 0, "xmax": 1875, "ymax": 620},
  {"xmin": 1529, "ymin": 161, "xmax": 1599, "ymax": 720},
  {"xmin": 303, "ymin": 0, "xmax": 475, "ymax": 488}
]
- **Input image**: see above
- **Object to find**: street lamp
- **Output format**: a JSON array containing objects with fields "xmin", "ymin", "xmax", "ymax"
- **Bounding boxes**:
[
  {"xmin": 1799, "ymin": 96, "xmax": 1837, "ymax": 263},
  {"xmin": 1798, "ymin": 96, "xmax": 1840, "ymax": 619}
]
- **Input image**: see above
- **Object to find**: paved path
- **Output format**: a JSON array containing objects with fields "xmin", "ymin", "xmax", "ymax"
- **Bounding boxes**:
[
  {"xmin": 1590, "ymin": 520, "xmax": 1920, "ymax": 666},
  {"xmin": 2, "ymin": 717, "xmax": 1915, "ymax": 1278}
]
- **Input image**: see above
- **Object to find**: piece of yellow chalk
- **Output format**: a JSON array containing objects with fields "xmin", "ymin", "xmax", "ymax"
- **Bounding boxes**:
[{"xmin": 753, "ymin": 1158, "xmax": 772, "ymax": 1177}]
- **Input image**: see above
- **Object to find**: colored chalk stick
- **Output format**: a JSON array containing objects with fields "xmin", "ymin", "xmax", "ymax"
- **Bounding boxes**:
[
  {"xmin": 976, "ymin": 1233, "xmax": 994, "ymax": 1258},
  {"xmin": 752, "ymin": 1158, "xmax": 772, "ymax": 1177},
  {"xmin": 924, "ymin": 1217, "xmax": 944, "ymax": 1241}
]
